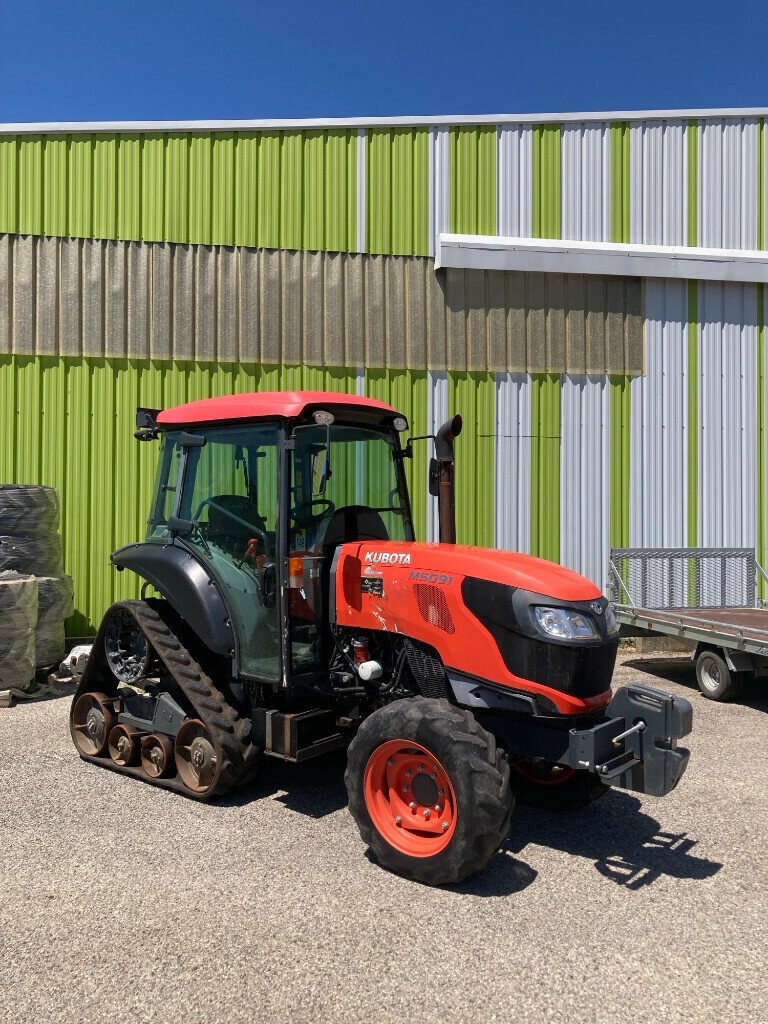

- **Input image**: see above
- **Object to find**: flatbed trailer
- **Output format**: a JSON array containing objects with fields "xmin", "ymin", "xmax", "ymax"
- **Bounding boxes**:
[{"xmin": 609, "ymin": 548, "xmax": 768, "ymax": 701}]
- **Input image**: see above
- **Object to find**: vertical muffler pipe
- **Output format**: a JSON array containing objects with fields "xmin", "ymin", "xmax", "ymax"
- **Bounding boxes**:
[{"xmin": 431, "ymin": 415, "xmax": 463, "ymax": 544}]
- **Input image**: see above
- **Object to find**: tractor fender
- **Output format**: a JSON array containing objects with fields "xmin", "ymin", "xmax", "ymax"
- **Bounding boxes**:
[{"xmin": 111, "ymin": 541, "xmax": 235, "ymax": 657}]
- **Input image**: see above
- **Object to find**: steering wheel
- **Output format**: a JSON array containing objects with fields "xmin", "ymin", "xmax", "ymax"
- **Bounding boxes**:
[
  {"xmin": 290, "ymin": 498, "xmax": 335, "ymax": 530},
  {"xmin": 192, "ymin": 497, "xmax": 270, "ymax": 551}
]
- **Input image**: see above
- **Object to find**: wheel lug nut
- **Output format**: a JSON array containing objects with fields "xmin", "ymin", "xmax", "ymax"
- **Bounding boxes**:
[
  {"xmin": 438, "ymin": 788, "xmax": 444, "ymax": 796},
  {"xmin": 405, "ymin": 768, "xmax": 413, "ymax": 777},
  {"xmin": 401, "ymin": 784, "xmax": 409, "ymax": 793},
  {"xmin": 441, "ymin": 821, "xmax": 449, "ymax": 831},
  {"xmin": 423, "ymin": 809, "xmax": 431, "ymax": 820},
  {"xmin": 395, "ymin": 816, "xmax": 402, "ymax": 826},
  {"xmin": 434, "ymin": 804, "xmax": 441, "ymax": 812},
  {"xmin": 409, "ymin": 801, "xmax": 417, "ymax": 809},
  {"xmin": 433, "ymin": 765, "xmax": 439, "ymax": 773},
  {"xmin": 417, "ymin": 763, "xmax": 424, "ymax": 771},
  {"xmin": 387, "ymin": 758, "xmax": 396, "ymax": 767},
  {"xmin": 431, "ymin": 772, "xmax": 437, "ymax": 779}
]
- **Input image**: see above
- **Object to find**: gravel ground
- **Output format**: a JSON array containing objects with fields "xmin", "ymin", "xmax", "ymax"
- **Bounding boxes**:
[{"xmin": 1, "ymin": 650, "xmax": 766, "ymax": 1024}]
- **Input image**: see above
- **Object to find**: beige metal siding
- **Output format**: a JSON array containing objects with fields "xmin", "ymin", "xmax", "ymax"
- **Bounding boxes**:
[{"xmin": 0, "ymin": 234, "xmax": 642, "ymax": 374}]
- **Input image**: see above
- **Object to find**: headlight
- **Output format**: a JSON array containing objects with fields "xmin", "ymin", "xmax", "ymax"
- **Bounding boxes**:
[
  {"xmin": 604, "ymin": 604, "xmax": 619, "ymax": 635},
  {"xmin": 534, "ymin": 606, "xmax": 599, "ymax": 640}
]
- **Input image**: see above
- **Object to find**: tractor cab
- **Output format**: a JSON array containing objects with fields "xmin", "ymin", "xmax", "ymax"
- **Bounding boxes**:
[{"xmin": 119, "ymin": 392, "xmax": 414, "ymax": 689}]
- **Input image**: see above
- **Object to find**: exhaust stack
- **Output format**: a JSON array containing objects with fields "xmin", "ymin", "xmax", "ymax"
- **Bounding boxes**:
[{"xmin": 430, "ymin": 415, "xmax": 463, "ymax": 544}]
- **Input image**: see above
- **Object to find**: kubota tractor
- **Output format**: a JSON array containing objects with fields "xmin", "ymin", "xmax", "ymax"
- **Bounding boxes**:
[{"xmin": 71, "ymin": 391, "xmax": 692, "ymax": 885}]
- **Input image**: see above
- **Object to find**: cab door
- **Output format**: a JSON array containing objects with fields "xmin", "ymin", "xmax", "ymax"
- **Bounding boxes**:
[{"xmin": 176, "ymin": 425, "xmax": 282, "ymax": 683}]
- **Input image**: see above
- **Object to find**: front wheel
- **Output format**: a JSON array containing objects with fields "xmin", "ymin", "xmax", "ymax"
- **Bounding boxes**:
[{"xmin": 345, "ymin": 698, "xmax": 513, "ymax": 886}]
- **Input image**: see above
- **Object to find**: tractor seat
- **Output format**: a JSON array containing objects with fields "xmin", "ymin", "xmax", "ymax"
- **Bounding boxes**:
[
  {"xmin": 320, "ymin": 505, "xmax": 389, "ymax": 555},
  {"xmin": 206, "ymin": 494, "xmax": 267, "ymax": 556}
]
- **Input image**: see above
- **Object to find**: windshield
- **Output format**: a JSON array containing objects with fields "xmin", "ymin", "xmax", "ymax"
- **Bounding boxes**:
[{"xmin": 290, "ymin": 424, "xmax": 413, "ymax": 552}]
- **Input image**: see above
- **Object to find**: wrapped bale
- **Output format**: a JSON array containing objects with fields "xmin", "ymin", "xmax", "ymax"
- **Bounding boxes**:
[
  {"xmin": 0, "ymin": 485, "xmax": 60, "ymax": 536},
  {"xmin": 0, "ymin": 571, "xmax": 38, "ymax": 694},
  {"xmin": 0, "ymin": 533, "xmax": 64, "ymax": 575},
  {"xmin": 35, "ymin": 574, "xmax": 74, "ymax": 668}
]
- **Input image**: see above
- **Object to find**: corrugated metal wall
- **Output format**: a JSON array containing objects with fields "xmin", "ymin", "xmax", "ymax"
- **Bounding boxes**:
[{"xmin": 1, "ymin": 113, "xmax": 767, "ymax": 628}]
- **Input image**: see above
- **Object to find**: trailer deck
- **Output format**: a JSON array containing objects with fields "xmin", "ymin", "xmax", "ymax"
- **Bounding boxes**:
[{"xmin": 609, "ymin": 548, "xmax": 768, "ymax": 699}]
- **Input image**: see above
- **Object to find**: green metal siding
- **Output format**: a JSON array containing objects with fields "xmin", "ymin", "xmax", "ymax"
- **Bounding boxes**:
[
  {"xmin": 532, "ymin": 125, "xmax": 561, "ymax": 239},
  {"xmin": 0, "ymin": 355, "xmax": 430, "ymax": 634},
  {"xmin": 365, "ymin": 129, "xmax": 430, "ymax": 256},
  {"xmin": 609, "ymin": 122, "xmax": 632, "ymax": 551},
  {"xmin": 449, "ymin": 127, "xmax": 496, "ymax": 235},
  {"xmin": 446, "ymin": 372, "xmax": 495, "ymax": 548},
  {"xmin": 0, "ymin": 131, "xmax": 359, "ymax": 252}
]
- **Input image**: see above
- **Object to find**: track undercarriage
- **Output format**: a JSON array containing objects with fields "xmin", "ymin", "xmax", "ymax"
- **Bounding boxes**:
[{"xmin": 70, "ymin": 599, "xmax": 258, "ymax": 799}]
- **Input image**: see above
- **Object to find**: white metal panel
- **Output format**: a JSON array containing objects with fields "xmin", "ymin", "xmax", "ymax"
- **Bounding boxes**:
[
  {"xmin": 435, "ymin": 232, "xmax": 768, "ymax": 283},
  {"xmin": 699, "ymin": 119, "xmax": 759, "ymax": 249},
  {"xmin": 559, "ymin": 375, "xmax": 610, "ymax": 587},
  {"xmin": 698, "ymin": 282, "xmax": 759, "ymax": 601},
  {"xmin": 429, "ymin": 127, "xmax": 450, "ymax": 258},
  {"xmin": 629, "ymin": 280, "xmax": 690, "ymax": 603},
  {"xmin": 494, "ymin": 372, "xmax": 532, "ymax": 554},
  {"xmin": 496, "ymin": 125, "xmax": 532, "ymax": 237},
  {"xmin": 426, "ymin": 370, "xmax": 448, "ymax": 542},
  {"xmin": 629, "ymin": 120, "xmax": 687, "ymax": 246},
  {"xmin": 561, "ymin": 123, "xmax": 610, "ymax": 242}
]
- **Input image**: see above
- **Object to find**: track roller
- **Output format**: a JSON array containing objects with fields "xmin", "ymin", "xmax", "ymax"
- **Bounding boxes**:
[
  {"xmin": 141, "ymin": 733, "xmax": 175, "ymax": 779},
  {"xmin": 108, "ymin": 724, "xmax": 140, "ymax": 767},
  {"xmin": 70, "ymin": 692, "xmax": 117, "ymax": 757},
  {"xmin": 175, "ymin": 719, "xmax": 218, "ymax": 795}
]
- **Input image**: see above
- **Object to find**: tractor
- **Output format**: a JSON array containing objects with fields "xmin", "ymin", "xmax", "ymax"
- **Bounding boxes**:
[{"xmin": 70, "ymin": 391, "xmax": 692, "ymax": 885}]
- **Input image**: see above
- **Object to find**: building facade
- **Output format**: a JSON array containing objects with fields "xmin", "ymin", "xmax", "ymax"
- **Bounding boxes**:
[{"xmin": 0, "ymin": 109, "xmax": 766, "ymax": 633}]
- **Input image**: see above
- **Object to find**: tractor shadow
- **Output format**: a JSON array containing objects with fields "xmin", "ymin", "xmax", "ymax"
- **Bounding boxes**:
[{"xmin": 504, "ymin": 792, "xmax": 723, "ymax": 890}]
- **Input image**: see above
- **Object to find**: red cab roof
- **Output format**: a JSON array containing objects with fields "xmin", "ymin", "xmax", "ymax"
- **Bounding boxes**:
[{"xmin": 156, "ymin": 390, "xmax": 399, "ymax": 426}]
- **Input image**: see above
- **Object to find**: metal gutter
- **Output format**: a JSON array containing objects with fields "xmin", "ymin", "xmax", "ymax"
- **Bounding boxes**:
[
  {"xmin": 435, "ymin": 232, "xmax": 768, "ymax": 284},
  {"xmin": 3, "ymin": 107, "xmax": 768, "ymax": 134}
]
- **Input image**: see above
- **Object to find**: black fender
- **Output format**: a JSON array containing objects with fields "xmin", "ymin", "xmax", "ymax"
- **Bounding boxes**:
[{"xmin": 111, "ymin": 541, "xmax": 235, "ymax": 657}]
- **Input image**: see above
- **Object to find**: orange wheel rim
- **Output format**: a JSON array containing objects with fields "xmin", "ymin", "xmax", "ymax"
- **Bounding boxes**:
[
  {"xmin": 513, "ymin": 761, "xmax": 576, "ymax": 786},
  {"xmin": 364, "ymin": 739, "xmax": 457, "ymax": 858}
]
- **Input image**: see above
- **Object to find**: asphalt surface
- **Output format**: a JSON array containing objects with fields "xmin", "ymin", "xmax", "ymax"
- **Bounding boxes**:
[{"xmin": 1, "ymin": 651, "xmax": 766, "ymax": 1024}]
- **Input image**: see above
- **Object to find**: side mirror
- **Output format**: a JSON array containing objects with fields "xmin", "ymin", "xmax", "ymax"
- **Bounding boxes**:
[{"xmin": 262, "ymin": 563, "xmax": 277, "ymax": 608}]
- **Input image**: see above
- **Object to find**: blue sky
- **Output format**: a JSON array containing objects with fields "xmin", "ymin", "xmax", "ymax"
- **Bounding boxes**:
[{"xmin": 1, "ymin": 0, "xmax": 766, "ymax": 122}]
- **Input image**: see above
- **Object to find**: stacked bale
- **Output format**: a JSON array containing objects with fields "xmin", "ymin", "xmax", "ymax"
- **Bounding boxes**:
[
  {"xmin": 0, "ymin": 486, "xmax": 74, "ymax": 673},
  {"xmin": 0, "ymin": 571, "xmax": 37, "ymax": 693}
]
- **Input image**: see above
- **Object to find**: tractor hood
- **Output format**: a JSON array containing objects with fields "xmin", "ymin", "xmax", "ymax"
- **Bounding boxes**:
[{"xmin": 351, "ymin": 541, "xmax": 603, "ymax": 602}]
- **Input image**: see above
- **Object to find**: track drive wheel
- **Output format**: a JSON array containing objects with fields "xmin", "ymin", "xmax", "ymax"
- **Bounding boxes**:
[
  {"xmin": 140, "ymin": 733, "xmax": 175, "ymax": 779},
  {"xmin": 345, "ymin": 697, "xmax": 513, "ymax": 886},
  {"xmin": 511, "ymin": 760, "xmax": 607, "ymax": 811},
  {"xmin": 175, "ymin": 719, "xmax": 218, "ymax": 795},
  {"xmin": 71, "ymin": 692, "xmax": 117, "ymax": 757},
  {"xmin": 108, "ymin": 724, "xmax": 140, "ymax": 767}
]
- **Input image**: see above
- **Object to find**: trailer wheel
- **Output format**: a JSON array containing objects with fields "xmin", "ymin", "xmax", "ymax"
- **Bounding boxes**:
[
  {"xmin": 696, "ymin": 649, "xmax": 744, "ymax": 701},
  {"xmin": 345, "ymin": 697, "xmax": 513, "ymax": 886},
  {"xmin": 511, "ymin": 760, "xmax": 607, "ymax": 810}
]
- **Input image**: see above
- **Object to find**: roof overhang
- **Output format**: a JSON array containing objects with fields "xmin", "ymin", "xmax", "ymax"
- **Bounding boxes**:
[
  {"xmin": 435, "ymin": 233, "xmax": 768, "ymax": 285},
  {"xmin": 3, "ymin": 106, "xmax": 768, "ymax": 134}
]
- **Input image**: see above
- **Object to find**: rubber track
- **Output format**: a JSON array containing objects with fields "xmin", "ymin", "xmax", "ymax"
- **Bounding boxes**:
[{"xmin": 71, "ymin": 598, "xmax": 256, "ymax": 800}]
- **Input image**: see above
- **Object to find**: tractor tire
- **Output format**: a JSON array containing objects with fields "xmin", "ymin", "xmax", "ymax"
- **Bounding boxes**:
[
  {"xmin": 0, "ymin": 534, "xmax": 63, "ymax": 575},
  {"xmin": 696, "ymin": 648, "xmax": 744, "ymax": 702},
  {"xmin": 0, "ymin": 572, "xmax": 38, "ymax": 637},
  {"xmin": 511, "ymin": 761, "xmax": 607, "ymax": 811},
  {"xmin": 345, "ymin": 697, "xmax": 513, "ymax": 886},
  {"xmin": 0, "ymin": 486, "xmax": 60, "ymax": 536},
  {"xmin": 37, "ymin": 574, "xmax": 74, "ymax": 624}
]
